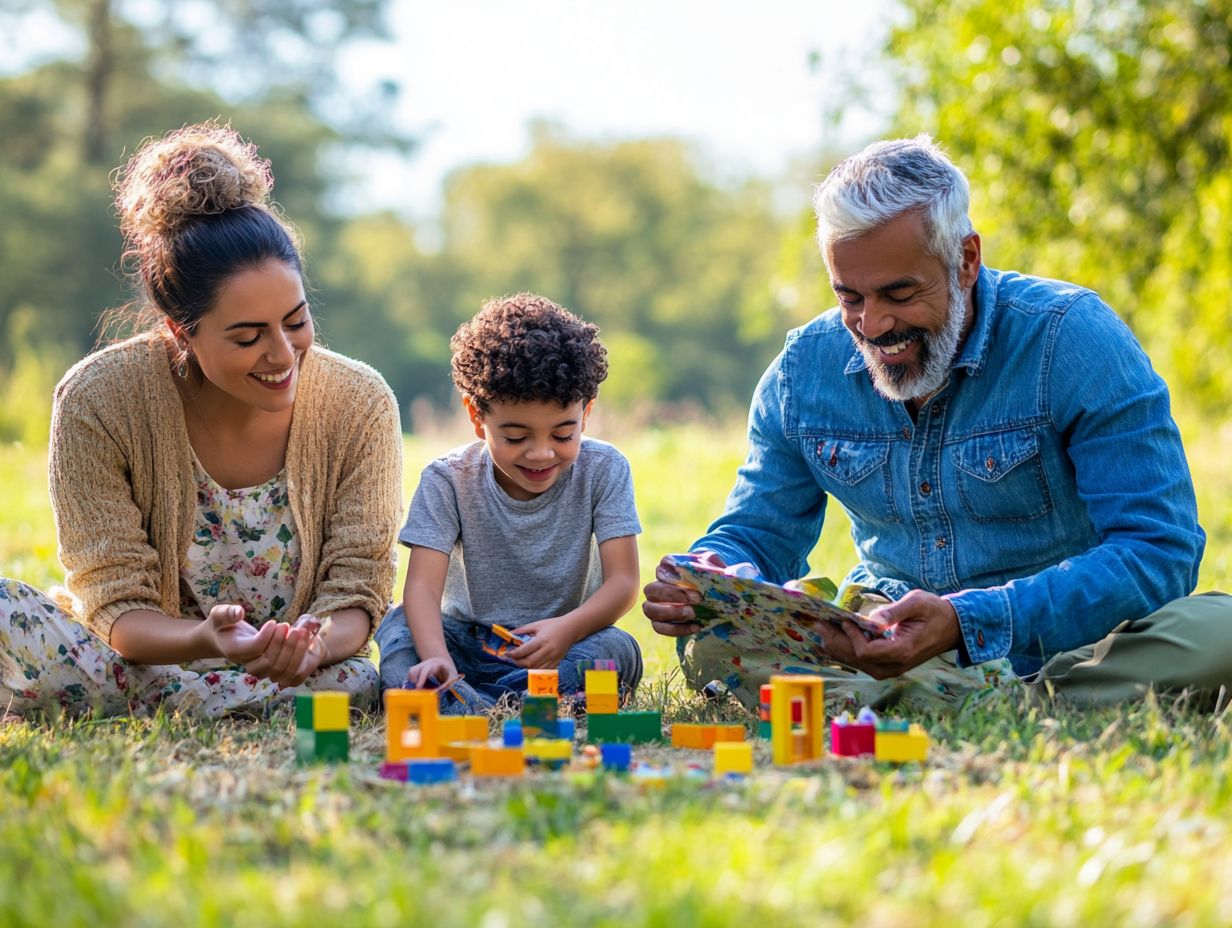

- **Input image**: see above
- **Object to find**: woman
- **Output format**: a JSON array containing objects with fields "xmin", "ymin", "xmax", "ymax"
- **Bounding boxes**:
[{"xmin": 0, "ymin": 122, "xmax": 401, "ymax": 717}]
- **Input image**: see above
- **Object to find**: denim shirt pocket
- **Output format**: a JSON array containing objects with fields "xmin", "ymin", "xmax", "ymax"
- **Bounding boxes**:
[
  {"xmin": 807, "ymin": 437, "xmax": 902, "ymax": 524},
  {"xmin": 951, "ymin": 429, "xmax": 1054, "ymax": 523}
]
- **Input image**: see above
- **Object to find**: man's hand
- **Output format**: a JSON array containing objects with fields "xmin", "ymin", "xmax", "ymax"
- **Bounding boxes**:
[
  {"xmin": 642, "ymin": 552, "xmax": 726, "ymax": 637},
  {"xmin": 816, "ymin": 589, "xmax": 963, "ymax": 679},
  {"xmin": 508, "ymin": 619, "xmax": 574, "ymax": 669}
]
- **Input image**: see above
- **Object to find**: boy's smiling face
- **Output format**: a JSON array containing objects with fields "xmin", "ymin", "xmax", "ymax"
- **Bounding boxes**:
[{"xmin": 465, "ymin": 396, "xmax": 592, "ymax": 500}]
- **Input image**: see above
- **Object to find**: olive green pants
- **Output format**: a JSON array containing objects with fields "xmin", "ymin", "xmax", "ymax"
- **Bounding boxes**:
[
  {"xmin": 679, "ymin": 592, "xmax": 1232, "ymax": 711},
  {"xmin": 1028, "ymin": 591, "xmax": 1232, "ymax": 706}
]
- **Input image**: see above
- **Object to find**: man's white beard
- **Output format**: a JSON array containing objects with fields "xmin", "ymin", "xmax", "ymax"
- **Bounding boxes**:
[{"xmin": 858, "ymin": 269, "xmax": 965, "ymax": 402}]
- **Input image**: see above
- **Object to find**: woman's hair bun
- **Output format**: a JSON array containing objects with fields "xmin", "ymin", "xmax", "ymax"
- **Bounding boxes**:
[{"xmin": 115, "ymin": 120, "xmax": 273, "ymax": 246}]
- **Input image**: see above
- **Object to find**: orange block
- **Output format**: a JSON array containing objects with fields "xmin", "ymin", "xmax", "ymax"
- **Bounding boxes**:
[
  {"xmin": 671, "ymin": 723, "xmax": 708, "ymax": 749},
  {"xmin": 439, "ymin": 715, "xmax": 489, "ymax": 744},
  {"xmin": 587, "ymin": 693, "xmax": 619, "ymax": 715},
  {"xmin": 385, "ymin": 689, "xmax": 441, "ymax": 762},
  {"xmin": 527, "ymin": 669, "xmax": 559, "ymax": 696},
  {"xmin": 470, "ymin": 745, "xmax": 525, "ymax": 777},
  {"xmin": 439, "ymin": 740, "xmax": 482, "ymax": 763}
]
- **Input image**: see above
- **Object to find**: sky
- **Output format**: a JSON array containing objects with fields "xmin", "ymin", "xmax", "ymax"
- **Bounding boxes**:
[
  {"xmin": 339, "ymin": 0, "xmax": 897, "ymax": 217},
  {"xmin": 2, "ymin": 0, "xmax": 898, "ymax": 218}
]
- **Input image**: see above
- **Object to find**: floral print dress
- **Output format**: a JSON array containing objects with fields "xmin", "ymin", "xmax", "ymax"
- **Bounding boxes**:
[{"xmin": 0, "ymin": 460, "xmax": 376, "ymax": 718}]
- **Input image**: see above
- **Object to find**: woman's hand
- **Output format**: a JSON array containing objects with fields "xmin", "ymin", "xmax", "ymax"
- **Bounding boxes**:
[
  {"xmin": 204, "ymin": 603, "xmax": 278, "ymax": 664},
  {"xmin": 242, "ymin": 613, "xmax": 332, "ymax": 688}
]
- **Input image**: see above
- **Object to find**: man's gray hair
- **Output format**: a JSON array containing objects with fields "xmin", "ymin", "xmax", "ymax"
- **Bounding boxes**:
[{"xmin": 813, "ymin": 134, "xmax": 974, "ymax": 269}]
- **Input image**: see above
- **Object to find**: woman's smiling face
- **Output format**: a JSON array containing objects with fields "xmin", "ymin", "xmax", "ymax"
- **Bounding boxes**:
[{"xmin": 179, "ymin": 259, "xmax": 313, "ymax": 413}]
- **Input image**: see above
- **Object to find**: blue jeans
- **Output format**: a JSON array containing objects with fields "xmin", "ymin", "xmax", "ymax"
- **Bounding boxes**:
[{"xmin": 374, "ymin": 606, "xmax": 643, "ymax": 714}]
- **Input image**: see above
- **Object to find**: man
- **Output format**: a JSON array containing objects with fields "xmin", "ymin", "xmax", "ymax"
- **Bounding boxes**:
[{"xmin": 644, "ymin": 135, "xmax": 1230, "ymax": 708}]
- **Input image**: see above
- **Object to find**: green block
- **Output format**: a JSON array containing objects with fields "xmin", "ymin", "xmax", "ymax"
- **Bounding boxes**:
[
  {"xmin": 313, "ymin": 730, "xmax": 349, "ymax": 763},
  {"xmin": 759, "ymin": 720, "xmax": 772, "ymax": 740},
  {"xmin": 586, "ymin": 711, "xmax": 663, "ymax": 744},
  {"xmin": 295, "ymin": 693, "xmax": 314, "ymax": 730},
  {"xmin": 522, "ymin": 694, "xmax": 559, "ymax": 738},
  {"xmin": 294, "ymin": 728, "xmax": 317, "ymax": 765}
]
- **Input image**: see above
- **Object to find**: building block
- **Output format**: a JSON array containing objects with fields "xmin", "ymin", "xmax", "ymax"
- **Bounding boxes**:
[
  {"xmin": 830, "ymin": 713, "xmax": 876, "ymax": 757},
  {"xmin": 714, "ymin": 741, "xmax": 754, "ymax": 776},
  {"xmin": 586, "ymin": 693, "xmax": 619, "ymax": 715},
  {"xmin": 586, "ymin": 710, "xmax": 663, "ymax": 744},
  {"xmin": 295, "ymin": 694, "xmax": 315, "ymax": 730},
  {"xmin": 557, "ymin": 718, "xmax": 576, "ymax": 741},
  {"xmin": 313, "ymin": 730, "xmax": 349, "ymax": 762},
  {"xmin": 439, "ymin": 741, "xmax": 482, "ymax": 764},
  {"xmin": 527, "ymin": 669, "xmax": 559, "ymax": 696},
  {"xmin": 385, "ymin": 689, "xmax": 441, "ymax": 762},
  {"xmin": 407, "ymin": 758, "xmax": 458, "ymax": 784},
  {"xmin": 439, "ymin": 715, "xmax": 488, "ymax": 744},
  {"xmin": 758, "ymin": 684, "xmax": 773, "ymax": 739},
  {"xmin": 875, "ymin": 723, "xmax": 929, "ymax": 763},
  {"xmin": 770, "ymin": 675, "xmax": 824, "ymax": 765},
  {"xmin": 470, "ymin": 745, "xmax": 525, "ymax": 777},
  {"xmin": 585, "ymin": 669, "xmax": 619, "ymax": 695},
  {"xmin": 503, "ymin": 720, "xmax": 524, "ymax": 747},
  {"xmin": 671, "ymin": 723, "xmax": 709, "ymax": 749},
  {"xmin": 379, "ymin": 761, "xmax": 409, "ymax": 781},
  {"xmin": 670, "ymin": 723, "xmax": 742, "ymax": 749},
  {"xmin": 311, "ymin": 692, "xmax": 350, "ymax": 731},
  {"xmin": 522, "ymin": 695, "xmax": 559, "ymax": 738},
  {"xmin": 294, "ymin": 692, "xmax": 350, "ymax": 764},
  {"xmin": 524, "ymin": 738, "xmax": 572, "ymax": 769},
  {"xmin": 600, "ymin": 743, "xmax": 632, "ymax": 772}
]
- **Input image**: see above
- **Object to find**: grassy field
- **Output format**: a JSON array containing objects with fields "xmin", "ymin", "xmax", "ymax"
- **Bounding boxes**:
[{"xmin": 2, "ymin": 417, "xmax": 1232, "ymax": 926}]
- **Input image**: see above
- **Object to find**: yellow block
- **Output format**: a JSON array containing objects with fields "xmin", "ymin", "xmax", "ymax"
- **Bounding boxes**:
[
  {"xmin": 714, "ymin": 741, "xmax": 754, "ymax": 775},
  {"xmin": 874, "ymin": 725, "xmax": 930, "ymax": 763},
  {"xmin": 769, "ymin": 675, "xmax": 824, "ymax": 765},
  {"xmin": 587, "ymin": 693, "xmax": 619, "ymax": 715},
  {"xmin": 312, "ymin": 692, "xmax": 349, "ymax": 731},
  {"xmin": 385, "ymin": 689, "xmax": 441, "ymax": 762},
  {"xmin": 439, "ymin": 715, "xmax": 489, "ymax": 743},
  {"xmin": 527, "ymin": 669, "xmax": 559, "ymax": 696},
  {"xmin": 471, "ymin": 745, "xmax": 525, "ymax": 776},
  {"xmin": 585, "ymin": 669, "xmax": 619, "ymax": 695},
  {"xmin": 524, "ymin": 738, "xmax": 572, "ymax": 762}
]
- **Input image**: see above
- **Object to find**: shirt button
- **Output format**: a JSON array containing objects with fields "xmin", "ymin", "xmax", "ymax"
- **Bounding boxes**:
[
  {"xmin": 919, "ymin": 481, "xmax": 932, "ymax": 496},
  {"xmin": 977, "ymin": 630, "xmax": 986, "ymax": 648},
  {"xmin": 935, "ymin": 536, "xmax": 947, "ymax": 549}
]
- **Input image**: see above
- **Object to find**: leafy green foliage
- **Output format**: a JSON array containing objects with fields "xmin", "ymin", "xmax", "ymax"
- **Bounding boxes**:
[{"xmin": 885, "ymin": 0, "xmax": 1232, "ymax": 413}]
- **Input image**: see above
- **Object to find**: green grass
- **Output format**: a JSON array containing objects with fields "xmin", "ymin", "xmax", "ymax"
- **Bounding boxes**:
[{"xmin": 3, "ymin": 417, "xmax": 1232, "ymax": 926}]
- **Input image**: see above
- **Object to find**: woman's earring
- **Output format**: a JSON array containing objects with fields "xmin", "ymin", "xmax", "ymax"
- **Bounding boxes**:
[{"xmin": 175, "ymin": 342, "xmax": 192, "ymax": 378}]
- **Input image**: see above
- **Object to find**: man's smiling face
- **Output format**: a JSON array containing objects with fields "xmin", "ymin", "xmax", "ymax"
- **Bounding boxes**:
[{"xmin": 826, "ymin": 210, "xmax": 976, "ymax": 402}]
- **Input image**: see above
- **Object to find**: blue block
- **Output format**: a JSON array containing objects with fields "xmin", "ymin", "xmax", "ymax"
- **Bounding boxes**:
[
  {"xmin": 503, "ymin": 720, "xmax": 524, "ymax": 747},
  {"xmin": 557, "ymin": 718, "xmax": 576, "ymax": 741},
  {"xmin": 600, "ymin": 743, "xmax": 632, "ymax": 772},
  {"xmin": 407, "ymin": 759, "xmax": 457, "ymax": 785}
]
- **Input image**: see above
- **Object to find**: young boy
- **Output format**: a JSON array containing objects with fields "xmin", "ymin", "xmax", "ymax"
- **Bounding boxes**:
[{"xmin": 375, "ymin": 293, "xmax": 643, "ymax": 711}]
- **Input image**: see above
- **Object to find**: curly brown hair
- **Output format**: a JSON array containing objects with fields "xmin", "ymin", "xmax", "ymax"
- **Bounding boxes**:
[
  {"xmin": 111, "ymin": 120, "xmax": 303, "ymax": 333},
  {"xmin": 451, "ymin": 293, "xmax": 608, "ymax": 413}
]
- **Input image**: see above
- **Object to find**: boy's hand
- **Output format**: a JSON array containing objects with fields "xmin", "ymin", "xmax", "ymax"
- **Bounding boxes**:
[
  {"xmin": 507, "ymin": 619, "xmax": 573, "ymax": 669},
  {"xmin": 406, "ymin": 656, "xmax": 459, "ymax": 690}
]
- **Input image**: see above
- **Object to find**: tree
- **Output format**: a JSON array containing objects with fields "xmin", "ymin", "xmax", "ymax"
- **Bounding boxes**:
[{"xmin": 883, "ymin": 0, "xmax": 1232, "ymax": 411}]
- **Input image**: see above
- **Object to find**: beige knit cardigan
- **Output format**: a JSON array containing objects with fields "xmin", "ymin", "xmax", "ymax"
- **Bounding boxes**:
[{"xmin": 48, "ymin": 332, "xmax": 403, "ymax": 643}]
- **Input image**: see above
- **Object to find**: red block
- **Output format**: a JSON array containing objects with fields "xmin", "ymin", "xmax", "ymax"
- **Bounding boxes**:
[{"xmin": 830, "ymin": 720, "xmax": 876, "ymax": 756}]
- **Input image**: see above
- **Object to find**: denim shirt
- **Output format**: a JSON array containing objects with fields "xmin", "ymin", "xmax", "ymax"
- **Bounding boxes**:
[{"xmin": 693, "ymin": 265, "xmax": 1205, "ymax": 675}]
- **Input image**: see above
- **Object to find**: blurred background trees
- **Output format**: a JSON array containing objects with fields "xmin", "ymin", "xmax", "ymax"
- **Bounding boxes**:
[{"xmin": 1, "ymin": 0, "xmax": 1229, "ymax": 441}]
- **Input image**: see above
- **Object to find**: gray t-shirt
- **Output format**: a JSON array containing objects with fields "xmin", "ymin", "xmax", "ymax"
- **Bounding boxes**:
[{"xmin": 400, "ymin": 437, "xmax": 642, "ymax": 628}]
